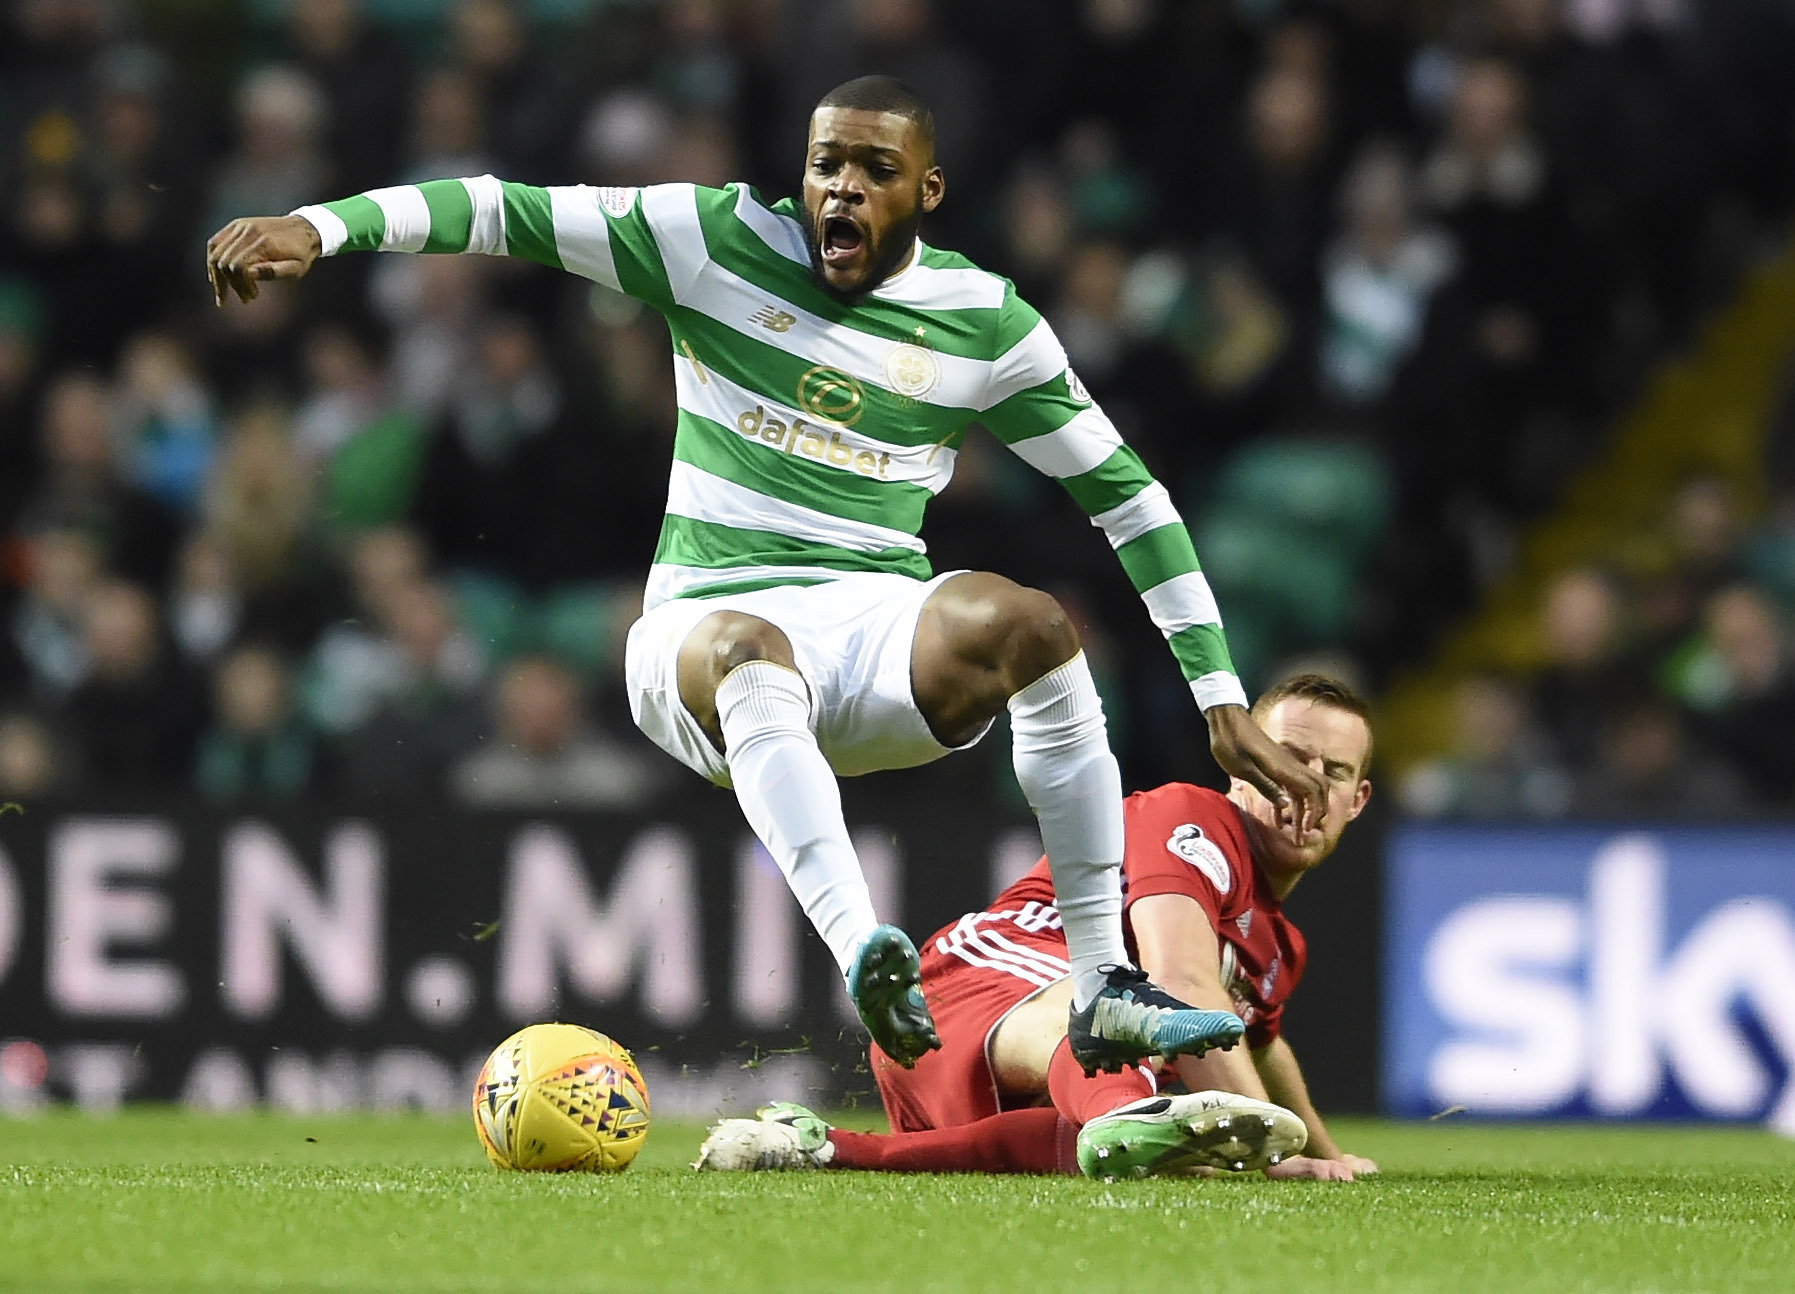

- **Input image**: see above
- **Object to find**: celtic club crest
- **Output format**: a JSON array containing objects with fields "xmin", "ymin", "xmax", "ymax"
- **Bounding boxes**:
[{"xmin": 884, "ymin": 342, "xmax": 940, "ymax": 399}]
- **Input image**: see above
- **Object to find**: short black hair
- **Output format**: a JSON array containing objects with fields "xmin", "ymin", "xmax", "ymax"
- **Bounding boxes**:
[{"xmin": 814, "ymin": 75, "xmax": 936, "ymax": 151}]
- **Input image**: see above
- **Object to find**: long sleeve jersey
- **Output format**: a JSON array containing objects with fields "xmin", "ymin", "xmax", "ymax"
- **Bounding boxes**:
[{"xmin": 294, "ymin": 176, "xmax": 1248, "ymax": 710}]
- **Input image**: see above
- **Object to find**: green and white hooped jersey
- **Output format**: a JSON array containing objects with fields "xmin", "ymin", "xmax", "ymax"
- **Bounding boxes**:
[{"xmin": 293, "ymin": 176, "xmax": 1248, "ymax": 710}]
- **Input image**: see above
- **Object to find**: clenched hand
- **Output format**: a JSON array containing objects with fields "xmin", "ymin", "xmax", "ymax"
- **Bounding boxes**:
[{"xmin": 205, "ymin": 216, "xmax": 323, "ymax": 306}]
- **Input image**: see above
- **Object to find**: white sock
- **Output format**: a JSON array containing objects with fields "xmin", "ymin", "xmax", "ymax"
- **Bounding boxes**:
[
  {"xmin": 717, "ymin": 661, "xmax": 879, "ymax": 976},
  {"xmin": 1008, "ymin": 653, "xmax": 1129, "ymax": 1010}
]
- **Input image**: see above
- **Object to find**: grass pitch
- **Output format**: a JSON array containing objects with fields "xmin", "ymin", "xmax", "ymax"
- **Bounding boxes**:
[{"xmin": 3, "ymin": 1110, "xmax": 1792, "ymax": 1292}]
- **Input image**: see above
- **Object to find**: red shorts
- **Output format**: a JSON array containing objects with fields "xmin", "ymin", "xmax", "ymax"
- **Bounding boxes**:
[{"xmin": 872, "ymin": 901, "xmax": 1071, "ymax": 1132}]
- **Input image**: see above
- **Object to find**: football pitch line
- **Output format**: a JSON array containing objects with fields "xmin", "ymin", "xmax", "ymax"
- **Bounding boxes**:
[{"xmin": 3, "ymin": 1112, "xmax": 1793, "ymax": 1292}]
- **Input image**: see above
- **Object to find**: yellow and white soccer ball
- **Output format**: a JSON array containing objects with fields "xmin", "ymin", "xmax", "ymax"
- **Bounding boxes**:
[{"xmin": 472, "ymin": 1023, "xmax": 651, "ymax": 1173}]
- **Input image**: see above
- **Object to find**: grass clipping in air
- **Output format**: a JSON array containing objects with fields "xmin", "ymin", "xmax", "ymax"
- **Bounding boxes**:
[{"xmin": 3, "ymin": 1110, "xmax": 1794, "ymax": 1292}]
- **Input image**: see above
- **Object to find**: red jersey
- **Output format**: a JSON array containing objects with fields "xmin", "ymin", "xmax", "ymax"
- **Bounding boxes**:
[
  {"xmin": 878, "ymin": 783, "xmax": 1308, "ymax": 1132},
  {"xmin": 989, "ymin": 783, "xmax": 1306, "ymax": 1046}
]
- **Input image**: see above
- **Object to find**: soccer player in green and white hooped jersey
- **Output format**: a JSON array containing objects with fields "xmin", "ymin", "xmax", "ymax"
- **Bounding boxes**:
[{"xmin": 206, "ymin": 75, "xmax": 1328, "ymax": 1077}]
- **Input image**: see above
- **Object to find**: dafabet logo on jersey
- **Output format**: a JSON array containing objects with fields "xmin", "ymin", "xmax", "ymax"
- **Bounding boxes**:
[
  {"xmin": 795, "ymin": 365, "xmax": 864, "ymax": 426},
  {"xmin": 734, "ymin": 367, "xmax": 892, "ymax": 481},
  {"xmin": 735, "ymin": 405, "xmax": 891, "ymax": 480}
]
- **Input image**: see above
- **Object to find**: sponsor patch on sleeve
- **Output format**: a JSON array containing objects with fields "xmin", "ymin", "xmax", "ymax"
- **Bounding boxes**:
[
  {"xmin": 596, "ymin": 186, "xmax": 639, "ymax": 217},
  {"xmin": 1166, "ymin": 823, "xmax": 1232, "ymax": 894},
  {"xmin": 1065, "ymin": 367, "xmax": 1092, "ymax": 405}
]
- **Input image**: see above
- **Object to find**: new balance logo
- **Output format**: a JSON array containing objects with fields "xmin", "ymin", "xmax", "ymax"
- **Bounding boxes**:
[
  {"xmin": 749, "ymin": 304, "xmax": 797, "ymax": 333},
  {"xmin": 1235, "ymin": 912, "xmax": 1253, "ymax": 939}
]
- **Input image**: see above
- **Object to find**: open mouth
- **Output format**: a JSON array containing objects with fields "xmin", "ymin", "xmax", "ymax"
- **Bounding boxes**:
[{"xmin": 820, "ymin": 214, "xmax": 866, "ymax": 267}]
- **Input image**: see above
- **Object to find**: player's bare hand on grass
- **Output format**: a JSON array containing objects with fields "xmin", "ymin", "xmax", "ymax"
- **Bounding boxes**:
[
  {"xmin": 1205, "ymin": 704, "xmax": 1328, "ymax": 836},
  {"xmin": 205, "ymin": 215, "xmax": 321, "ymax": 306},
  {"xmin": 1264, "ymin": 1154, "xmax": 1362, "ymax": 1182}
]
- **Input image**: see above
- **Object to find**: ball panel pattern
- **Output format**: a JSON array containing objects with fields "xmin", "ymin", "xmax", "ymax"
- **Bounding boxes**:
[{"xmin": 471, "ymin": 1024, "xmax": 651, "ymax": 1173}]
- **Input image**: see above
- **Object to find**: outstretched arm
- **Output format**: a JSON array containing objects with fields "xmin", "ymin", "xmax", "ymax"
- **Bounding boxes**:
[
  {"xmin": 205, "ymin": 175, "xmax": 704, "ymax": 313},
  {"xmin": 1131, "ymin": 893, "xmax": 1368, "ymax": 1181},
  {"xmin": 1253, "ymin": 1035, "xmax": 1379, "ymax": 1180},
  {"xmin": 979, "ymin": 294, "xmax": 1326, "ymax": 831}
]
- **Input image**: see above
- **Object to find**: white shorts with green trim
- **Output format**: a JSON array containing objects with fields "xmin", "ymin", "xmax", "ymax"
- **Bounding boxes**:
[{"xmin": 624, "ymin": 569, "xmax": 988, "ymax": 787}]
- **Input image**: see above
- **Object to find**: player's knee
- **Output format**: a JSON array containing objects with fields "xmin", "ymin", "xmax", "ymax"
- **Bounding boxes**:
[
  {"xmin": 991, "ymin": 586, "xmax": 1080, "ymax": 689},
  {"xmin": 915, "ymin": 576, "xmax": 1083, "ymax": 737},
  {"xmin": 681, "ymin": 612, "xmax": 795, "ymax": 684},
  {"xmin": 676, "ymin": 614, "xmax": 797, "ymax": 741},
  {"xmin": 931, "ymin": 576, "xmax": 1079, "ymax": 687}
]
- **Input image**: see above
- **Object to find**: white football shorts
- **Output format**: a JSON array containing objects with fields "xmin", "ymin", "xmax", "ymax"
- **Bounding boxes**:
[{"xmin": 625, "ymin": 570, "xmax": 991, "ymax": 787}]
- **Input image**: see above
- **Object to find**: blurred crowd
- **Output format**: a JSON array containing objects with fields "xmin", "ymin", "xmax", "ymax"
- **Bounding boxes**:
[
  {"xmin": 1, "ymin": 0, "xmax": 1794, "ymax": 812},
  {"xmin": 1401, "ymin": 457, "xmax": 1795, "ymax": 817}
]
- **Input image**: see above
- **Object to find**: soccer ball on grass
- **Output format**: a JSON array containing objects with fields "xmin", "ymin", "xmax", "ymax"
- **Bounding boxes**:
[{"xmin": 472, "ymin": 1022, "xmax": 651, "ymax": 1172}]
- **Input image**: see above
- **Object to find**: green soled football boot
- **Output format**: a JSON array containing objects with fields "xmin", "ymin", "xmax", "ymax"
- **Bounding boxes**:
[{"xmin": 1076, "ymin": 1092, "xmax": 1309, "ymax": 1181}]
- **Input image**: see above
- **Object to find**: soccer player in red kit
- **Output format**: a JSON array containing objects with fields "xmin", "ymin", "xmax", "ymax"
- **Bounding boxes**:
[{"xmin": 699, "ymin": 674, "xmax": 1381, "ymax": 1180}]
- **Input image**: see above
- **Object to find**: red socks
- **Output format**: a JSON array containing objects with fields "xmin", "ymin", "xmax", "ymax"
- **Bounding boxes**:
[
  {"xmin": 827, "ymin": 1108, "xmax": 1077, "ymax": 1175},
  {"xmin": 821, "ymin": 1039, "xmax": 1156, "ymax": 1175},
  {"xmin": 1046, "ymin": 1035, "xmax": 1154, "ymax": 1126},
  {"xmin": 818, "ymin": 1041, "xmax": 1155, "ymax": 1175}
]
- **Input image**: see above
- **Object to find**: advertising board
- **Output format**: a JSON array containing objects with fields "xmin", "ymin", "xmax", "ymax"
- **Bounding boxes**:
[
  {"xmin": 0, "ymin": 788, "xmax": 1386, "ymax": 1115},
  {"xmin": 0, "ymin": 794, "xmax": 1041, "ymax": 1114},
  {"xmin": 1384, "ymin": 824, "xmax": 1795, "ymax": 1131}
]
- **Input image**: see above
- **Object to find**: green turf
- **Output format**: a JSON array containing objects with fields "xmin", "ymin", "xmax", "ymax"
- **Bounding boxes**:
[{"xmin": 3, "ymin": 1110, "xmax": 1793, "ymax": 1292}]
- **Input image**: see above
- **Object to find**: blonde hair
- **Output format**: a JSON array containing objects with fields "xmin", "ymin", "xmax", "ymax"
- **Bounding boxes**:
[{"xmin": 1252, "ymin": 673, "xmax": 1374, "ymax": 773}]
